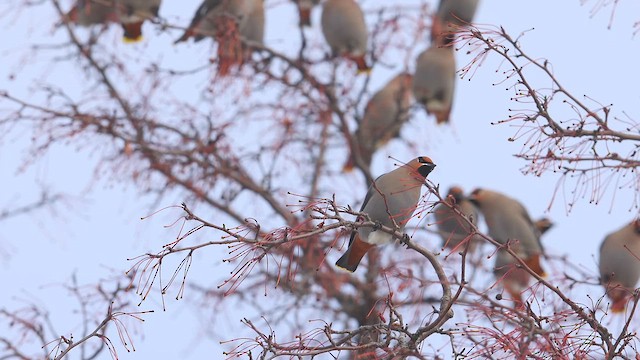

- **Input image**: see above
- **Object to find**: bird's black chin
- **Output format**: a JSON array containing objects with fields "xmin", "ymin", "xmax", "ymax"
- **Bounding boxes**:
[{"xmin": 418, "ymin": 164, "xmax": 435, "ymax": 177}]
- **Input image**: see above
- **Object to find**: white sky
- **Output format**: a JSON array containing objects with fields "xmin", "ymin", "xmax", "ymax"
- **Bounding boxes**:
[{"xmin": 1, "ymin": 0, "xmax": 639, "ymax": 358}]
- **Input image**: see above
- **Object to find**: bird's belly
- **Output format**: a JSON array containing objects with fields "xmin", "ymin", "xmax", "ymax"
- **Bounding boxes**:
[{"xmin": 366, "ymin": 231, "xmax": 393, "ymax": 245}]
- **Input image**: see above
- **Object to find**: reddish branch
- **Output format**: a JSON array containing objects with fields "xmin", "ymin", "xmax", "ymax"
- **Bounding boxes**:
[{"xmin": 458, "ymin": 25, "xmax": 640, "ymax": 209}]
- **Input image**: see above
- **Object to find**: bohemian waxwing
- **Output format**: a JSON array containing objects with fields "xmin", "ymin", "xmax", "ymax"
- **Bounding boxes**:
[
  {"xmin": 292, "ymin": 0, "xmax": 320, "ymax": 27},
  {"xmin": 412, "ymin": 45, "xmax": 456, "ymax": 125},
  {"xmin": 431, "ymin": 0, "xmax": 479, "ymax": 44},
  {"xmin": 344, "ymin": 73, "xmax": 414, "ymax": 172},
  {"xmin": 119, "ymin": 0, "xmax": 162, "ymax": 42},
  {"xmin": 66, "ymin": 0, "xmax": 119, "ymax": 26},
  {"xmin": 467, "ymin": 188, "xmax": 546, "ymax": 276},
  {"xmin": 321, "ymin": 0, "xmax": 370, "ymax": 73},
  {"xmin": 599, "ymin": 219, "xmax": 640, "ymax": 313},
  {"xmin": 434, "ymin": 186, "xmax": 481, "ymax": 252},
  {"xmin": 492, "ymin": 217, "xmax": 554, "ymax": 305},
  {"xmin": 336, "ymin": 156, "xmax": 436, "ymax": 272},
  {"xmin": 175, "ymin": 0, "xmax": 265, "ymax": 75}
]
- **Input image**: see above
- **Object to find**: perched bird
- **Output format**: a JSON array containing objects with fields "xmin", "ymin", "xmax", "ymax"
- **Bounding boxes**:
[
  {"xmin": 412, "ymin": 45, "xmax": 456, "ymax": 124},
  {"xmin": 434, "ymin": 186, "xmax": 481, "ymax": 252},
  {"xmin": 431, "ymin": 0, "xmax": 480, "ymax": 44},
  {"xmin": 468, "ymin": 188, "xmax": 546, "ymax": 275},
  {"xmin": 119, "ymin": 0, "xmax": 162, "ymax": 42},
  {"xmin": 344, "ymin": 73, "xmax": 414, "ymax": 172},
  {"xmin": 493, "ymin": 245, "xmax": 532, "ymax": 305},
  {"xmin": 321, "ymin": 0, "xmax": 370, "ymax": 73},
  {"xmin": 292, "ymin": 0, "xmax": 319, "ymax": 27},
  {"xmin": 335, "ymin": 156, "xmax": 436, "ymax": 272},
  {"xmin": 175, "ymin": 0, "xmax": 265, "ymax": 75},
  {"xmin": 493, "ymin": 216, "xmax": 554, "ymax": 305},
  {"xmin": 599, "ymin": 219, "xmax": 640, "ymax": 313},
  {"xmin": 468, "ymin": 188, "xmax": 547, "ymax": 304},
  {"xmin": 65, "ymin": 0, "xmax": 119, "ymax": 27}
]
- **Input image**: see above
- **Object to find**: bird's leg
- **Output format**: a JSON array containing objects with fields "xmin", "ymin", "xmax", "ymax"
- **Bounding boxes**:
[
  {"xmin": 373, "ymin": 220, "xmax": 382, "ymax": 231},
  {"xmin": 402, "ymin": 233, "xmax": 411, "ymax": 245}
]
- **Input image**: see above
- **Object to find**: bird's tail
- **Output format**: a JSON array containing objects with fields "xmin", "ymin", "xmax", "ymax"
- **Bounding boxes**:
[
  {"xmin": 122, "ymin": 21, "xmax": 144, "ymax": 43},
  {"xmin": 335, "ymin": 235, "xmax": 373, "ymax": 272},
  {"xmin": 611, "ymin": 298, "xmax": 628, "ymax": 313},
  {"xmin": 505, "ymin": 282, "xmax": 524, "ymax": 308},
  {"xmin": 431, "ymin": 108, "xmax": 451, "ymax": 125},
  {"xmin": 216, "ymin": 20, "xmax": 243, "ymax": 76},
  {"xmin": 350, "ymin": 55, "xmax": 371, "ymax": 75},
  {"xmin": 524, "ymin": 254, "xmax": 546, "ymax": 278},
  {"xmin": 342, "ymin": 152, "xmax": 355, "ymax": 172},
  {"xmin": 298, "ymin": 8, "xmax": 312, "ymax": 27}
]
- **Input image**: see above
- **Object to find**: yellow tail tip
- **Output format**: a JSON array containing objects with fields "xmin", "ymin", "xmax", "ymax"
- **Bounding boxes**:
[
  {"xmin": 123, "ymin": 35, "xmax": 143, "ymax": 44},
  {"xmin": 611, "ymin": 299, "xmax": 627, "ymax": 313}
]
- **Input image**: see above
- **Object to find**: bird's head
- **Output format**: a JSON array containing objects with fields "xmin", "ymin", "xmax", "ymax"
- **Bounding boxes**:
[
  {"xmin": 467, "ymin": 188, "xmax": 484, "ymax": 207},
  {"xmin": 408, "ymin": 156, "xmax": 436, "ymax": 178},
  {"xmin": 447, "ymin": 186, "xmax": 465, "ymax": 203}
]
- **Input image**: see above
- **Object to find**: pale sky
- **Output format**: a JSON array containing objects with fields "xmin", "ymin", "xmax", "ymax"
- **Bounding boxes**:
[{"xmin": 1, "ymin": 0, "xmax": 638, "ymax": 358}]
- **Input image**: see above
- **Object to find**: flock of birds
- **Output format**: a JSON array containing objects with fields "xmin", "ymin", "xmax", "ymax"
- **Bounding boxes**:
[
  {"xmin": 63, "ymin": 0, "xmax": 640, "ymax": 313},
  {"xmin": 335, "ymin": 154, "xmax": 640, "ymax": 313}
]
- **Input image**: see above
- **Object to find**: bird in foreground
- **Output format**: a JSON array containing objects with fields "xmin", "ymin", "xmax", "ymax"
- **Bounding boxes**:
[
  {"xmin": 119, "ymin": 0, "xmax": 162, "ymax": 42},
  {"xmin": 343, "ymin": 73, "xmax": 414, "ymax": 172},
  {"xmin": 292, "ymin": 0, "xmax": 319, "ymax": 27},
  {"xmin": 335, "ymin": 157, "xmax": 436, "ymax": 272},
  {"xmin": 412, "ymin": 43, "xmax": 456, "ymax": 124},
  {"xmin": 321, "ymin": 0, "xmax": 370, "ymax": 73},
  {"xmin": 599, "ymin": 219, "xmax": 640, "ymax": 313},
  {"xmin": 431, "ymin": 0, "xmax": 480, "ymax": 44},
  {"xmin": 434, "ymin": 186, "xmax": 482, "ymax": 253},
  {"xmin": 175, "ymin": 0, "xmax": 265, "ymax": 75}
]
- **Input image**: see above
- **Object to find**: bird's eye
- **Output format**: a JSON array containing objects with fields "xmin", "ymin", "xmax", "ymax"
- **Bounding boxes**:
[{"xmin": 418, "ymin": 156, "xmax": 431, "ymax": 164}]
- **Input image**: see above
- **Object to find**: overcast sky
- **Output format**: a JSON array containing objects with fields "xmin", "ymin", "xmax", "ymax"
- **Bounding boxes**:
[{"xmin": 1, "ymin": 0, "xmax": 638, "ymax": 358}]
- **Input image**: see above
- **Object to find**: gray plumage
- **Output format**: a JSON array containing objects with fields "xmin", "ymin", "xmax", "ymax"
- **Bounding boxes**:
[
  {"xmin": 321, "ymin": 0, "xmax": 369, "ymax": 72},
  {"xmin": 345, "ymin": 73, "xmax": 414, "ymax": 171},
  {"xmin": 599, "ymin": 220, "xmax": 640, "ymax": 312},
  {"xmin": 413, "ymin": 45, "xmax": 456, "ymax": 124},
  {"xmin": 434, "ymin": 186, "xmax": 481, "ymax": 251},
  {"xmin": 336, "ymin": 157, "xmax": 436, "ymax": 272}
]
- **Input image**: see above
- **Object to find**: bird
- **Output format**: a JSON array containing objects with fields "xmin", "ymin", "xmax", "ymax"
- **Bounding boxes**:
[
  {"xmin": 343, "ymin": 73, "xmax": 414, "ymax": 172},
  {"xmin": 119, "ymin": 0, "xmax": 163, "ymax": 42},
  {"xmin": 335, "ymin": 156, "xmax": 436, "ymax": 272},
  {"xmin": 468, "ymin": 188, "xmax": 546, "ymax": 304},
  {"xmin": 175, "ymin": 0, "xmax": 265, "ymax": 75},
  {"xmin": 433, "ymin": 186, "xmax": 481, "ymax": 252},
  {"xmin": 412, "ymin": 44, "xmax": 456, "ymax": 124},
  {"xmin": 431, "ymin": 0, "xmax": 480, "ymax": 44},
  {"xmin": 292, "ymin": 0, "xmax": 319, "ymax": 27},
  {"xmin": 65, "ymin": 0, "xmax": 119, "ymax": 27},
  {"xmin": 321, "ymin": 0, "xmax": 370, "ymax": 73},
  {"xmin": 599, "ymin": 219, "xmax": 640, "ymax": 313},
  {"xmin": 493, "ymin": 216, "xmax": 554, "ymax": 305},
  {"xmin": 468, "ymin": 188, "xmax": 546, "ymax": 275}
]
